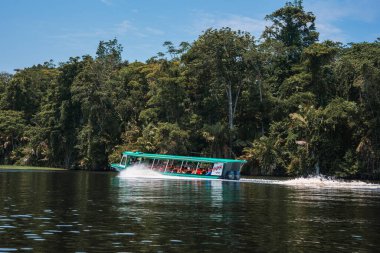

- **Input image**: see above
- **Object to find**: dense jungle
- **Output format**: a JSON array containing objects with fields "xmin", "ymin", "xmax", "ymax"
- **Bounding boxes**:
[{"xmin": 1, "ymin": 1, "xmax": 379, "ymax": 178}]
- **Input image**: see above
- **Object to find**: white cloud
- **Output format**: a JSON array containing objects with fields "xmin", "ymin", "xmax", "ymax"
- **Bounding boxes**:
[
  {"xmin": 50, "ymin": 20, "xmax": 134, "ymax": 43},
  {"xmin": 52, "ymin": 30, "xmax": 107, "ymax": 40},
  {"xmin": 305, "ymin": 0, "xmax": 379, "ymax": 42},
  {"xmin": 115, "ymin": 21, "xmax": 164, "ymax": 37},
  {"xmin": 307, "ymin": 0, "xmax": 377, "ymax": 23},
  {"xmin": 215, "ymin": 15, "xmax": 268, "ymax": 35},
  {"xmin": 100, "ymin": 0, "xmax": 112, "ymax": 6},
  {"xmin": 115, "ymin": 20, "xmax": 135, "ymax": 34},
  {"xmin": 191, "ymin": 11, "xmax": 268, "ymax": 38},
  {"xmin": 316, "ymin": 22, "xmax": 347, "ymax": 42},
  {"xmin": 145, "ymin": 27, "xmax": 165, "ymax": 36},
  {"xmin": 49, "ymin": 20, "xmax": 135, "ymax": 48}
]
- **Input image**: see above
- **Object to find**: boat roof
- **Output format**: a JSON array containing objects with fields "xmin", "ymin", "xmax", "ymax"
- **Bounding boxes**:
[{"xmin": 122, "ymin": 151, "xmax": 246, "ymax": 164}]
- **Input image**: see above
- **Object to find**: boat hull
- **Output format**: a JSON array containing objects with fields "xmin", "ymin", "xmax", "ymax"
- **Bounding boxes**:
[
  {"xmin": 160, "ymin": 172, "xmax": 220, "ymax": 179},
  {"xmin": 110, "ymin": 164, "xmax": 125, "ymax": 172}
]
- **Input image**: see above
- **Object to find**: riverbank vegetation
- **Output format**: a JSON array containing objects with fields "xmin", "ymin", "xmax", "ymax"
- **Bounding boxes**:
[
  {"xmin": 0, "ymin": 1, "xmax": 379, "ymax": 178},
  {"xmin": 0, "ymin": 165, "xmax": 64, "ymax": 171}
]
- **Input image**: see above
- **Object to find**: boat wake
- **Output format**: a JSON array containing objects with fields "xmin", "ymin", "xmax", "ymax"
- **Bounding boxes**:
[
  {"xmin": 241, "ymin": 176, "xmax": 380, "ymax": 190},
  {"xmin": 118, "ymin": 165, "xmax": 170, "ymax": 179},
  {"xmin": 118, "ymin": 166, "xmax": 380, "ymax": 190},
  {"xmin": 117, "ymin": 165, "xmax": 215, "ymax": 181}
]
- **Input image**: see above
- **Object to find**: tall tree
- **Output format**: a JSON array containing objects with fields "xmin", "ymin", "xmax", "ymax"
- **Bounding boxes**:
[
  {"xmin": 262, "ymin": 0, "xmax": 319, "ymax": 97},
  {"xmin": 263, "ymin": 0, "xmax": 318, "ymax": 52},
  {"xmin": 0, "ymin": 110, "xmax": 26, "ymax": 164},
  {"xmin": 71, "ymin": 40, "xmax": 123, "ymax": 170},
  {"xmin": 183, "ymin": 28, "xmax": 255, "ymax": 156}
]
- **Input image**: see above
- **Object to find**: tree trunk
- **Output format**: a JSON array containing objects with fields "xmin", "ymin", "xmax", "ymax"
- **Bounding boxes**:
[
  {"xmin": 257, "ymin": 79, "xmax": 265, "ymax": 135},
  {"xmin": 227, "ymin": 83, "xmax": 233, "ymax": 130},
  {"xmin": 226, "ymin": 83, "xmax": 234, "ymax": 157}
]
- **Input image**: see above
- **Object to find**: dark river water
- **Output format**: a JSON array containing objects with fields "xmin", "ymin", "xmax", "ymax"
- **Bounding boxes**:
[{"xmin": 1, "ymin": 170, "xmax": 380, "ymax": 252}]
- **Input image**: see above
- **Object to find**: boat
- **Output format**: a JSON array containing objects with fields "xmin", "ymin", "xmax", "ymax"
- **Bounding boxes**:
[{"xmin": 110, "ymin": 151, "xmax": 246, "ymax": 180}]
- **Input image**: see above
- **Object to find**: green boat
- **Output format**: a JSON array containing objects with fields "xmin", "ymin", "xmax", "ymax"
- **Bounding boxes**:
[{"xmin": 110, "ymin": 151, "xmax": 246, "ymax": 180}]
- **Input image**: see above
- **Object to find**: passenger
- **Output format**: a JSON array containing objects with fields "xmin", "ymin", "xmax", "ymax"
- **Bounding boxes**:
[
  {"xmin": 205, "ymin": 168, "xmax": 212, "ymax": 176},
  {"xmin": 196, "ymin": 168, "xmax": 202, "ymax": 175},
  {"xmin": 201, "ymin": 169, "xmax": 207, "ymax": 175},
  {"xmin": 186, "ymin": 167, "xmax": 192, "ymax": 174}
]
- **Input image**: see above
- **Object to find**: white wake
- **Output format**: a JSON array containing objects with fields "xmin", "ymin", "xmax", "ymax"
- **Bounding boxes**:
[
  {"xmin": 241, "ymin": 176, "xmax": 380, "ymax": 190},
  {"xmin": 117, "ymin": 166, "xmax": 380, "ymax": 190},
  {"xmin": 117, "ymin": 164, "xmax": 219, "ymax": 181},
  {"xmin": 117, "ymin": 164, "xmax": 170, "ymax": 179}
]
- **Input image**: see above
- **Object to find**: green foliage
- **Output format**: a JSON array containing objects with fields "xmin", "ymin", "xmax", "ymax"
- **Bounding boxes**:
[
  {"xmin": 183, "ymin": 27, "xmax": 256, "ymax": 156},
  {"xmin": 71, "ymin": 40, "xmax": 123, "ymax": 169},
  {"xmin": 1, "ymin": 2, "xmax": 380, "ymax": 179},
  {"xmin": 263, "ymin": 0, "xmax": 318, "ymax": 50},
  {"xmin": 243, "ymin": 136, "xmax": 283, "ymax": 175},
  {"xmin": 0, "ymin": 110, "xmax": 26, "ymax": 164},
  {"xmin": 136, "ymin": 122, "xmax": 190, "ymax": 155},
  {"xmin": 245, "ymin": 98, "xmax": 360, "ymax": 176},
  {"xmin": 261, "ymin": 0, "xmax": 319, "ymax": 98}
]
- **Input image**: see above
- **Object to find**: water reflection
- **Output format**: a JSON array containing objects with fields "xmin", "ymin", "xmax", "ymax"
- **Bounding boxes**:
[
  {"xmin": 113, "ymin": 176, "xmax": 241, "ymax": 209},
  {"xmin": 1, "ymin": 171, "xmax": 380, "ymax": 252},
  {"xmin": 113, "ymin": 177, "xmax": 243, "ymax": 249}
]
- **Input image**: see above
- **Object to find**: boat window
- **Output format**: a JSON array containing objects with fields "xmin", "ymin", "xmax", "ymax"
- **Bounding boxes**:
[
  {"xmin": 165, "ymin": 161, "xmax": 209, "ymax": 175},
  {"xmin": 120, "ymin": 156, "xmax": 127, "ymax": 165},
  {"xmin": 149, "ymin": 160, "xmax": 169, "ymax": 172}
]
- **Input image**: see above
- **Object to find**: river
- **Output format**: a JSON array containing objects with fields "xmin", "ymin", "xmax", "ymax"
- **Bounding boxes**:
[{"xmin": 1, "ymin": 169, "xmax": 380, "ymax": 252}]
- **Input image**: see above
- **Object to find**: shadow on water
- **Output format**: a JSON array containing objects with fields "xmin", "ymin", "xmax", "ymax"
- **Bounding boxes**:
[{"xmin": 1, "ymin": 170, "xmax": 380, "ymax": 252}]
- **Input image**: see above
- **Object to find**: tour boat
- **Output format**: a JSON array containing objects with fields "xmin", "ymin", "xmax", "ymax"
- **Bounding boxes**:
[{"xmin": 110, "ymin": 151, "xmax": 246, "ymax": 180}]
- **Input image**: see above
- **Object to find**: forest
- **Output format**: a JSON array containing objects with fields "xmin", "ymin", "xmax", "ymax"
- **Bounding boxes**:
[{"xmin": 0, "ymin": 1, "xmax": 379, "ymax": 178}]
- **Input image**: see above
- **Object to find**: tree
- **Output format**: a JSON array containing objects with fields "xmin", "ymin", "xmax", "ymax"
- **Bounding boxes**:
[
  {"xmin": 183, "ymin": 28, "xmax": 256, "ymax": 156},
  {"xmin": 279, "ymin": 41, "xmax": 340, "ymax": 105},
  {"xmin": 71, "ymin": 40, "xmax": 123, "ymax": 170},
  {"xmin": 96, "ymin": 38, "xmax": 123, "ymax": 68},
  {"xmin": 142, "ymin": 61, "xmax": 187, "ymax": 124},
  {"xmin": 301, "ymin": 41, "xmax": 340, "ymax": 106},
  {"xmin": 328, "ymin": 41, "xmax": 380, "ymax": 178},
  {"xmin": 0, "ymin": 110, "xmax": 26, "ymax": 164},
  {"xmin": 243, "ymin": 98, "xmax": 359, "ymax": 176},
  {"xmin": 261, "ymin": 0, "xmax": 319, "ymax": 98},
  {"xmin": 263, "ymin": 0, "xmax": 318, "ymax": 54},
  {"xmin": 0, "ymin": 66, "xmax": 59, "ymax": 120},
  {"xmin": 1, "ymin": 5, "xmax": 380, "ymax": 179},
  {"xmin": 136, "ymin": 122, "xmax": 190, "ymax": 155}
]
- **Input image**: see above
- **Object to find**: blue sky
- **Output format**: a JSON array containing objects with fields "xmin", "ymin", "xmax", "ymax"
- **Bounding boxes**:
[{"xmin": 1, "ymin": 0, "xmax": 379, "ymax": 73}]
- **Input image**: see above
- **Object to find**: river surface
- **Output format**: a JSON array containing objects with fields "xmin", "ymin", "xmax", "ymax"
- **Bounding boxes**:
[{"xmin": 1, "ymin": 169, "xmax": 380, "ymax": 252}]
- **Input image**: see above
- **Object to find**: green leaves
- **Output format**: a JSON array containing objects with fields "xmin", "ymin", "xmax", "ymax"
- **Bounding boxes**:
[
  {"xmin": 0, "ymin": 110, "xmax": 26, "ymax": 164},
  {"xmin": 136, "ymin": 122, "xmax": 190, "ymax": 155},
  {"xmin": 244, "ymin": 98, "xmax": 360, "ymax": 176},
  {"xmin": 263, "ymin": 0, "xmax": 318, "ymax": 49},
  {"xmin": 70, "ymin": 40, "xmax": 124, "ymax": 169},
  {"xmin": 0, "ymin": 2, "xmax": 379, "ymax": 178}
]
